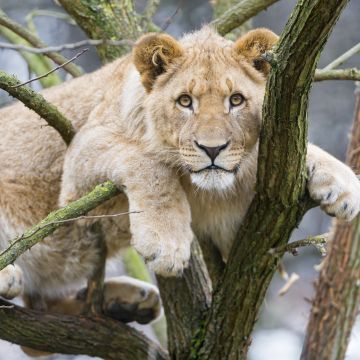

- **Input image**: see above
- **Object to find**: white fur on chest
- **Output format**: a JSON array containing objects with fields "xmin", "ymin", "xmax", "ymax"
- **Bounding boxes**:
[{"xmin": 187, "ymin": 184, "xmax": 254, "ymax": 260}]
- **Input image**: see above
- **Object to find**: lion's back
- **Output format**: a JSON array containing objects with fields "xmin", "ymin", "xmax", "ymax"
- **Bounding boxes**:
[{"xmin": 0, "ymin": 56, "xmax": 129, "ymax": 234}]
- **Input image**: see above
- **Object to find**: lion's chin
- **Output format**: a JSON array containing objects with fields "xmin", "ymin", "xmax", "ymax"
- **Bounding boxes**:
[{"xmin": 190, "ymin": 170, "xmax": 235, "ymax": 192}]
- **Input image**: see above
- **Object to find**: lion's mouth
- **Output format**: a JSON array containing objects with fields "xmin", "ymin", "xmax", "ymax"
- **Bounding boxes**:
[{"xmin": 190, "ymin": 165, "xmax": 237, "ymax": 174}]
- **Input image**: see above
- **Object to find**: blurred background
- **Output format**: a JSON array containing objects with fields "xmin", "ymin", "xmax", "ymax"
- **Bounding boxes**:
[{"xmin": 0, "ymin": 0, "xmax": 359, "ymax": 359}]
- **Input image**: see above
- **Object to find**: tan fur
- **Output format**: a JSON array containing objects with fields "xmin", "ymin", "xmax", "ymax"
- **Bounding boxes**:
[{"xmin": 0, "ymin": 27, "xmax": 359, "ymax": 305}]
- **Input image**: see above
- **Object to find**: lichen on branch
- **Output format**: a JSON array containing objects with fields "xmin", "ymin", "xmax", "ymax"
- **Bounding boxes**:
[
  {"xmin": 0, "ymin": 71, "xmax": 75, "ymax": 144},
  {"xmin": 0, "ymin": 182, "xmax": 119, "ymax": 271}
]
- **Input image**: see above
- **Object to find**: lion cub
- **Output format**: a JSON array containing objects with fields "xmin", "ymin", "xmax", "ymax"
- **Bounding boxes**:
[{"xmin": 0, "ymin": 27, "xmax": 359, "ymax": 318}]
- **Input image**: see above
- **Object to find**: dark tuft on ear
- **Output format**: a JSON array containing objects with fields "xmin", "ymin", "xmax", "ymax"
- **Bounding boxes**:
[
  {"xmin": 233, "ymin": 28, "xmax": 278, "ymax": 76},
  {"xmin": 132, "ymin": 33, "xmax": 183, "ymax": 92}
]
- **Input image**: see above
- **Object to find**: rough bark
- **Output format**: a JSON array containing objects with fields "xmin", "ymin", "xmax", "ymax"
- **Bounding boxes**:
[
  {"xmin": 0, "ymin": 298, "xmax": 167, "ymax": 360},
  {"xmin": 0, "ymin": 8, "xmax": 83, "ymax": 77},
  {"xmin": 301, "ymin": 84, "xmax": 360, "ymax": 360},
  {"xmin": 0, "ymin": 182, "xmax": 119, "ymax": 271},
  {"xmin": 194, "ymin": 1, "xmax": 349, "ymax": 359},
  {"xmin": 57, "ymin": 0, "xmax": 143, "ymax": 62},
  {"xmin": 157, "ymin": 240, "xmax": 212, "ymax": 360},
  {"xmin": 0, "ymin": 71, "xmax": 75, "ymax": 144}
]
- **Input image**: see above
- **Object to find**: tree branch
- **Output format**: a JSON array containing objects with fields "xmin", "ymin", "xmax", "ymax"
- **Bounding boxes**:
[
  {"xmin": 0, "ymin": 39, "xmax": 134, "ymax": 54},
  {"xmin": 270, "ymin": 233, "xmax": 329, "ymax": 256},
  {"xmin": 0, "ymin": 298, "xmax": 168, "ymax": 360},
  {"xmin": 0, "ymin": 8, "xmax": 83, "ymax": 77},
  {"xmin": 323, "ymin": 42, "xmax": 360, "ymax": 70},
  {"xmin": 12, "ymin": 48, "xmax": 88, "ymax": 88},
  {"xmin": 0, "ymin": 181, "xmax": 119, "ymax": 271},
  {"xmin": 302, "ymin": 83, "xmax": 360, "ymax": 360},
  {"xmin": 58, "ymin": 0, "xmax": 143, "ymax": 62},
  {"xmin": 83, "ymin": 223, "xmax": 107, "ymax": 315},
  {"xmin": 315, "ymin": 68, "xmax": 360, "ymax": 82},
  {"xmin": 211, "ymin": 0, "xmax": 281, "ymax": 36},
  {"xmin": 0, "ymin": 71, "xmax": 75, "ymax": 144},
  {"xmin": 157, "ymin": 240, "xmax": 212, "ymax": 360},
  {"xmin": 211, "ymin": 0, "xmax": 253, "ymax": 38},
  {"xmin": 0, "ymin": 25, "xmax": 62, "ymax": 88},
  {"xmin": 195, "ymin": 1, "xmax": 350, "ymax": 358}
]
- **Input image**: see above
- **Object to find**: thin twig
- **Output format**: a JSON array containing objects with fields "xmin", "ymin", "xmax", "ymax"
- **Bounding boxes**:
[
  {"xmin": 10, "ymin": 210, "xmax": 142, "ymax": 245},
  {"xmin": 49, "ymin": 210, "xmax": 142, "ymax": 225},
  {"xmin": 0, "ymin": 39, "xmax": 134, "ymax": 54},
  {"xmin": 0, "ymin": 9, "xmax": 83, "ymax": 77},
  {"xmin": 161, "ymin": 0, "xmax": 184, "ymax": 31},
  {"xmin": 11, "ymin": 49, "xmax": 88, "ymax": 88},
  {"xmin": 25, "ymin": 9, "xmax": 76, "ymax": 27},
  {"xmin": 278, "ymin": 273, "xmax": 300, "ymax": 296},
  {"xmin": 0, "ymin": 182, "xmax": 121, "ymax": 271},
  {"xmin": 269, "ymin": 233, "xmax": 329, "ymax": 256},
  {"xmin": 4, "ymin": 210, "xmax": 141, "ymax": 258},
  {"xmin": 323, "ymin": 42, "xmax": 360, "ymax": 71}
]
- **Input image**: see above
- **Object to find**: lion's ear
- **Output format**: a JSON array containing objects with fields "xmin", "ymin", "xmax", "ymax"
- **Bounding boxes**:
[
  {"xmin": 133, "ymin": 33, "xmax": 183, "ymax": 92},
  {"xmin": 233, "ymin": 28, "xmax": 278, "ymax": 76}
]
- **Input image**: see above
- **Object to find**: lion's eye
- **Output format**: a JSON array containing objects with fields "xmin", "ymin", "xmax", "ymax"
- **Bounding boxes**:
[
  {"xmin": 229, "ymin": 93, "xmax": 245, "ymax": 107},
  {"xmin": 177, "ymin": 94, "xmax": 192, "ymax": 108}
]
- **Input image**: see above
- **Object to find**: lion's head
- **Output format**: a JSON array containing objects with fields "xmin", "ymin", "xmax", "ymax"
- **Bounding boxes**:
[{"xmin": 132, "ymin": 27, "xmax": 278, "ymax": 191}]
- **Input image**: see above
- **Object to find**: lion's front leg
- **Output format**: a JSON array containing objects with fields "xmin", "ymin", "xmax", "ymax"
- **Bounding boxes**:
[
  {"xmin": 126, "ymin": 162, "xmax": 193, "ymax": 276},
  {"xmin": 61, "ymin": 126, "xmax": 193, "ymax": 276},
  {"xmin": 307, "ymin": 144, "xmax": 360, "ymax": 220}
]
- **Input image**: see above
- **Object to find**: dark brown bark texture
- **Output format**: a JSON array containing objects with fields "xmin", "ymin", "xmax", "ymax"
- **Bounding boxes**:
[
  {"xmin": 301, "ymin": 86, "xmax": 360, "ymax": 360},
  {"xmin": 0, "ymin": 299, "xmax": 167, "ymax": 360},
  {"xmin": 193, "ymin": 1, "xmax": 349, "ymax": 359}
]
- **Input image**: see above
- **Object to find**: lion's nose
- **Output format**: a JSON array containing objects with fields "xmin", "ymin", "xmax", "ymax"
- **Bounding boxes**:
[{"xmin": 195, "ymin": 141, "xmax": 230, "ymax": 163}]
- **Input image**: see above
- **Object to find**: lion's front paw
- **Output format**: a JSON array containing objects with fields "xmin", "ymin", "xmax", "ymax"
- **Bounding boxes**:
[
  {"xmin": 132, "ymin": 225, "xmax": 193, "ymax": 277},
  {"xmin": 307, "ymin": 161, "xmax": 360, "ymax": 221},
  {"xmin": 103, "ymin": 276, "xmax": 161, "ymax": 324},
  {"xmin": 0, "ymin": 264, "xmax": 23, "ymax": 299}
]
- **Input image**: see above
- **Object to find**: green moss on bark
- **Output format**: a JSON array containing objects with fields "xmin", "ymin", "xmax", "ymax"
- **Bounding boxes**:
[
  {"xmin": 0, "ymin": 71, "xmax": 75, "ymax": 144},
  {"xmin": 0, "ymin": 182, "xmax": 119, "ymax": 271},
  {"xmin": 58, "ymin": 0, "xmax": 143, "ymax": 62}
]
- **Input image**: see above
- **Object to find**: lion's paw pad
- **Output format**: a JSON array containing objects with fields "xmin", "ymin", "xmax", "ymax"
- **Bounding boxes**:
[{"xmin": 102, "ymin": 276, "xmax": 161, "ymax": 324}]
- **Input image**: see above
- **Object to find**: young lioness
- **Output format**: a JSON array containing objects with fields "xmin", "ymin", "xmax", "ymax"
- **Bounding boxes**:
[{"xmin": 0, "ymin": 27, "xmax": 359, "ymax": 319}]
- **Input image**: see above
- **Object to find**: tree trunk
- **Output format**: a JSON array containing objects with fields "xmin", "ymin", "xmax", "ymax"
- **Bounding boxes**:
[
  {"xmin": 194, "ymin": 1, "xmax": 349, "ymax": 358},
  {"xmin": 57, "ymin": 0, "xmax": 143, "ymax": 61},
  {"xmin": 301, "ymin": 84, "xmax": 360, "ymax": 360}
]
